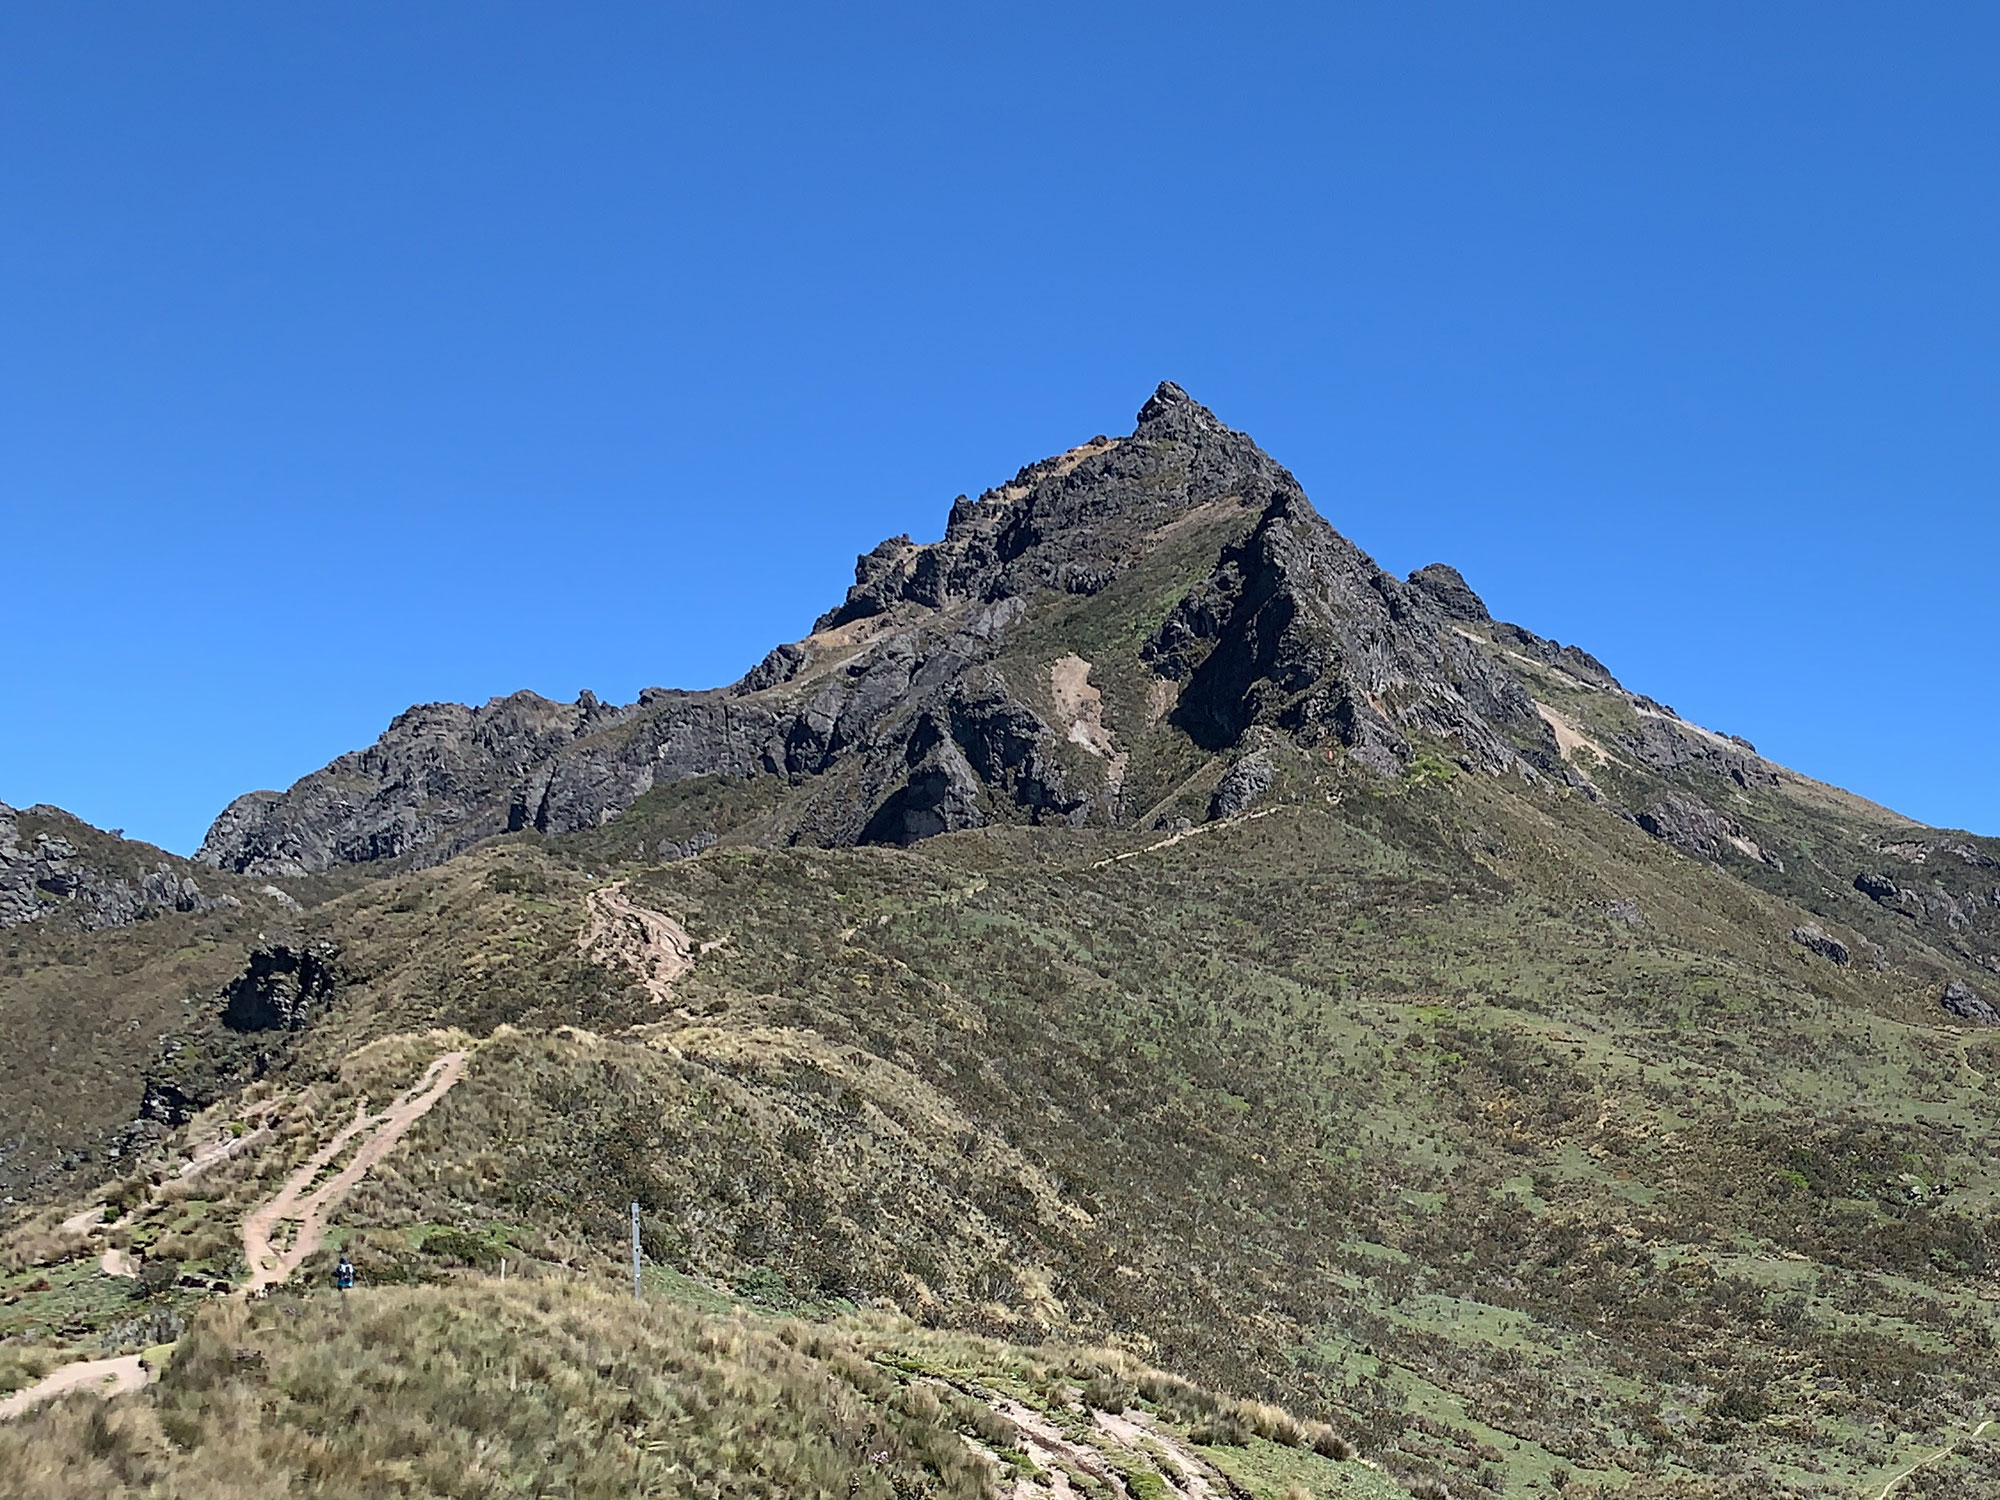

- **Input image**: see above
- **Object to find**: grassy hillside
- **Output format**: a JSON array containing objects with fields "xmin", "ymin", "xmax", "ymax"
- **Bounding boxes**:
[
  {"xmin": 9, "ymin": 732, "xmax": 2000, "ymax": 1496},
  {"xmin": 0, "ymin": 1272, "xmax": 1398, "ymax": 1500},
  {"xmin": 0, "ymin": 812, "xmax": 292, "ymax": 1206}
]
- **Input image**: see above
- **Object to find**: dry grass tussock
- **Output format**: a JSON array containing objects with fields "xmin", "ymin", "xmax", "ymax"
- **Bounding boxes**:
[
  {"xmin": 0, "ymin": 1278, "xmax": 997, "ymax": 1500},
  {"xmin": 0, "ymin": 1275, "xmax": 1380, "ymax": 1500}
]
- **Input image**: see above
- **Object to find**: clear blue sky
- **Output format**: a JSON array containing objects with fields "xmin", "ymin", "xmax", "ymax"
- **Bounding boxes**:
[{"xmin": 4, "ymin": 4, "xmax": 1996, "ymax": 852}]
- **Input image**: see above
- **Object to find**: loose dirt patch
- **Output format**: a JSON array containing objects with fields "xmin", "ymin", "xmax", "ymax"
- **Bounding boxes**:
[
  {"xmin": 1534, "ymin": 701, "xmax": 1615, "ymax": 770},
  {"xmin": 0, "ymin": 1354, "xmax": 148, "ymax": 1420},
  {"xmin": 1051, "ymin": 654, "xmax": 1129, "ymax": 803},
  {"xmin": 580, "ymin": 881, "xmax": 695, "ymax": 1004}
]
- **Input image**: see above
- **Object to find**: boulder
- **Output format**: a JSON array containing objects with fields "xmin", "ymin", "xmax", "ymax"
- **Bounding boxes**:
[
  {"xmin": 1855, "ymin": 872, "xmax": 1899, "ymax": 903},
  {"xmin": 1941, "ymin": 980, "xmax": 2000, "ymax": 1026},
  {"xmin": 1791, "ymin": 924, "xmax": 1851, "ymax": 967}
]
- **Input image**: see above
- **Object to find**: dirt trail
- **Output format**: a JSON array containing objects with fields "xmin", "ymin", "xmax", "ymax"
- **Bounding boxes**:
[
  {"xmin": 0, "ymin": 1355, "xmax": 148, "ymax": 1420},
  {"xmin": 993, "ymin": 1399, "xmax": 1130, "ymax": 1499},
  {"xmin": 1090, "ymin": 805, "xmax": 1284, "ymax": 869},
  {"xmin": 241, "ymin": 1050, "xmax": 465, "ymax": 1294},
  {"xmin": 56, "ymin": 1204, "xmax": 105, "ymax": 1236},
  {"xmin": 579, "ymin": 882, "xmax": 694, "ymax": 1004},
  {"xmin": 1092, "ymin": 1409, "xmax": 1218, "ymax": 1500},
  {"xmin": 178, "ymin": 1120, "xmax": 275, "ymax": 1181},
  {"xmin": 1875, "ymin": 1418, "xmax": 1994, "ymax": 1499}
]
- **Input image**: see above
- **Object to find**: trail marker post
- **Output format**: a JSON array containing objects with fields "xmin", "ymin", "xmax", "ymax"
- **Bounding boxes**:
[{"xmin": 631, "ymin": 1202, "xmax": 642, "ymax": 1301}]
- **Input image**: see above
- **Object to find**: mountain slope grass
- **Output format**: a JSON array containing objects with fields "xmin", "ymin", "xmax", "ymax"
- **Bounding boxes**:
[
  {"xmin": 0, "ymin": 1272, "xmax": 1397, "ymax": 1500},
  {"xmin": 9, "ymin": 734, "xmax": 2000, "ymax": 1498}
]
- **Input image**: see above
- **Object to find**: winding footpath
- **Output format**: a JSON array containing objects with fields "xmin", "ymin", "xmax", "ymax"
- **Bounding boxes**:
[
  {"xmin": 1874, "ymin": 1418, "xmax": 1995, "ymax": 1499},
  {"xmin": 3, "ymin": 1049, "xmax": 467, "ymax": 1424},
  {"xmin": 241, "ymin": 1050, "xmax": 466, "ymax": 1293}
]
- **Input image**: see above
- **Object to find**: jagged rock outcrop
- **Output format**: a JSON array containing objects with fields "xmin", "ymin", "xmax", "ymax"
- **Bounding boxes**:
[
  {"xmin": 1791, "ymin": 924, "xmax": 1852, "ymax": 967},
  {"xmin": 1138, "ymin": 432, "xmax": 1552, "ymax": 778},
  {"xmin": 1210, "ymin": 749, "xmax": 1277, "ymax": 820},
  {"xmin": 1406, "ymin": 563, "xmax": 1491, "ymax": 623},
  {"xmin": 1941, "ymin": 980, "xmax": 2000, "ymax": 1026},
  {"xmin": 198, "ymin": 691, "xmax": 639, "ymax": 876},
  {"xmin": 220, "ymin": 942, "xmax": 340, "ymax": 1033},
  {"xmin": 1617, "ymin": 707, "xmax": 1779, "ymax": 791},
  {"xmin": 1855, "ymin": 872, "xmax": 1900, "ymax": 904},
  {"xmin": 1851, "ymin": 841, "xmax": 2000, "ymax": 969},
  {"xmin": 1630, "ymin": 792, "xmax": 1780, "ymax": 867},
  {"xmin": 0, "ymin": 802, "xmax": 231, "ymax": 930}
]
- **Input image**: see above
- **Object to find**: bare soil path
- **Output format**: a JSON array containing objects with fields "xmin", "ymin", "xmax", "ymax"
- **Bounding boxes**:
[
  {"xmin": 1874, "ymin": 1418, "xmax": 1995, "ymax": 1499},
  {"xmin": 0, "ymin": 1355, "xmax": 148, "ymax": 1420},
  {"xmin": 177, "ymin": 1119, "xmax": 275, "ymax": 1181},
  {"xmin": 579, "ymin": 882, "xmax": 694, "ymax": 1004},
  {"xmin": 1090, "ymin": 805, "xmax": 1285, "ymax": 869},
  {"xmin": 241, "ymin": 1050, "xmax": 466, "ymax": 1294},
  {"xmin": 56, "ymin": 1204, "xmax": 106, "ymax": 1236},
  {"xmin": 1092, "ymin": 1408, "xmax": 1219, "ymax": 1500}
]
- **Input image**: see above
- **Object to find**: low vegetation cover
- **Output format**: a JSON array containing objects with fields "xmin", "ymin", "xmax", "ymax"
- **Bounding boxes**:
[{"xmin": 0, "ymin": 1273, "xmax": 1396, "ymax": 1500}]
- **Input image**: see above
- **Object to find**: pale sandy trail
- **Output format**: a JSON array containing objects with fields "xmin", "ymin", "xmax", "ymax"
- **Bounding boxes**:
[
  {"xmin": 0, "ymin": 1356, "xmax": 148, "ymax": 1420},
  {"xmin": 56, "ymin": 1204, "xmax": 105, "ymax": 1236},
  {"xmin": 1092, "ymin": 1409, "xmax": 1218, "ymax": 1500},
  {"xmin": 178, "ymin": 1121, "xmax": 274, "ymax": 1180},
  {"xmin": 241, "ymin": 1051, "xmax": 465, "ymax": 1294},
  {"xmin": 1875, "ymin": 1418, "xmax": 1995, "ymax": 1499},
  {"xmin": 1090, "ymin": 805, "xmax": 1284, "ymax": 869},
  {"xmin": 579, "ymin": 882, "xmax": 693, "ymax": 1003}
]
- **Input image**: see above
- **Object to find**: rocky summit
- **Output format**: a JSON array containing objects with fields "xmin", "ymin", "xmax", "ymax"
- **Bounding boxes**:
[
  {"xmin": 199, "ymin": 385, "xmax": 1804, "ymax": 880},
  {"xmin": 7, "ymin": 385, "xmax": 2000, "ymax": 1500}
]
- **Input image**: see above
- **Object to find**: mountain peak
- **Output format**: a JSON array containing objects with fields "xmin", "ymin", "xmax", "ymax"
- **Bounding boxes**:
[{"xmin": 1134, "ymin": 379, "xmax": 1224, "ymax": 438}]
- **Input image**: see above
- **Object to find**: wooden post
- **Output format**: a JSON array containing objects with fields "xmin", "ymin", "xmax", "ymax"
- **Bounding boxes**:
[{"xmin": 630, "ymin": 1202, "xmax": 642, "ymax": 1301}]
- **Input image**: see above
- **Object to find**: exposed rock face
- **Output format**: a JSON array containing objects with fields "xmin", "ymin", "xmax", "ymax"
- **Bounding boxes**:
[
  {"xmin": 1941, "ymin": 980, "xmax": 2000, "ymax": 1026},
  {"xmin": 1407, "ymin": 564, "xmax": 1490, "ymax": 623},
  {"xmin": 0, "ymin": 802, "xmax": 229, "ymax": 930},
  {"xmin": 1634, "ymin": 794, "xmax": 1733, "ymax": 860},
  {"xmin": 140, "ymin": 1078, "xmax": 209, "ymax": 1129},
  {"xmin": 1210, "ymin": 749, "xmax": 1277, "ymax": 820},
  {"xmin": 1861, "ymin": 840, "xmax": 2000, "ymax": 965},
  {"xmin": 1791, "ymin": 924, "xmax": 1852, "ymax": 967},
  {"xmin": 220, "ymin": 943, "xmax": 340, "ymax": 1033},
  {"xmin": 198, "ymin": 692, "xmax": 637, "ymax": 876},
  {"xmin": 1617, "ymin": 708, "xmax": 1778, "ymax": 791},
  {"xmin": 1139, "ymin": 446, "xmax": 1549, "ymax": 778},
  {"xmin": 1631, "ymin": 793, "xmax": 1778, "ymax": 867}
]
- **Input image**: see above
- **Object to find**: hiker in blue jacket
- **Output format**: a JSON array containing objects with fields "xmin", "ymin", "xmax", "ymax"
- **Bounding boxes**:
[{"xmin": 335, "ymin": 1255, "xmax": 355, "ymax": 1291}]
